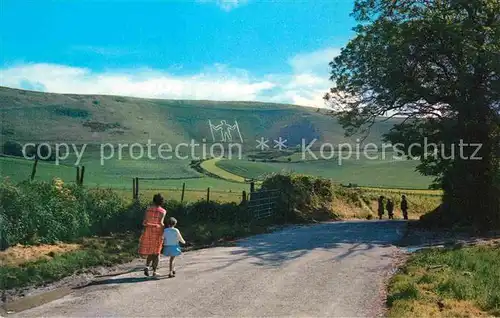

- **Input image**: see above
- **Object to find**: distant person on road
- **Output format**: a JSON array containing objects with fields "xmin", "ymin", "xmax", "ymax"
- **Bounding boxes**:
[
  {"xmin": 163, "ymin": 217, "xmax": 186, "ymax": 278},
  {"xmin": 401, "ymin": 195, "xmax": 409, "ymax": 220},
  {"xmin": 386, "ymin": 199, "xmax": 394, "ymax": 219},
  {"xmin": 139, "ymin": 193, "xmax": 167, "ymax": 277},
  {"xmin": 377, "ymin": 196, "xmax": 385, "ymax": 220}
]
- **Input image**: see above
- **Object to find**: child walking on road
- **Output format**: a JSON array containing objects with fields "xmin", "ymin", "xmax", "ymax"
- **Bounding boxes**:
[{"xmin": 163, "ymin": 217, "xmax": 186, "ymax": 278}]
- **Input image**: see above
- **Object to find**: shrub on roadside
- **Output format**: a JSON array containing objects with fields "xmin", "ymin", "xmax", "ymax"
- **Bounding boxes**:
[
  {"xmin": 260, "ymin": 174, "xmax": 338, "ymax": 222},
  {"xmin": 0, "ymin": 179, "xmax": 142, "ymax": 247},
  {"xmin": 0, "ymin": 179, "xmax": 258, "ymax": 248},
  {"xmin": 84, "ymin": 188, "xmax": 125, "ymax": 235},
  {"xmin": 0, "ymin": 178, "xmax": 90, "ymax": 247}
]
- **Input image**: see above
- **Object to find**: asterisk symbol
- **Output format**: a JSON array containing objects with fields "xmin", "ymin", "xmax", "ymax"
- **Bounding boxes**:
[
  {"xmin": 256, "ymin": 137, "xmax": 269, "ymax": 150},
  {"xmin": 273, "ymin": 137, "xmax": 287, "ymax": 150}
]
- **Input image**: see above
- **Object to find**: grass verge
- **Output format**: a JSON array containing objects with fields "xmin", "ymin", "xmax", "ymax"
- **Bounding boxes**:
[
  {"xmin": 387, "ymin": 242, "xmax": 500, "ymax": 317},
  {"xmin": 0, "ymin": 222, "xmax": 271, "ymax": 291},
  {"xmin": 0, "ymin": 233, "xmax": 138, "ymax": 290}
]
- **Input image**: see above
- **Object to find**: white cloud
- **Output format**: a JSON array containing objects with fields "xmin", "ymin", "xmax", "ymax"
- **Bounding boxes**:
[
  {"xmin": 0, "ymin": 47, "xmax": 341, "ymax": 108},
  {"xmin": 0, "ymin": 63, "xmax": 274, "ymax": 101},
  {"xmin": 281, "ymin": 47, "xmax": 341, "ymax": 107},
  {"xmin": 288, "ymin": 47, "xmax": 341, "ymax": 74},
  {"xmin": 197, "ymin": 0, "xmax": 248, "ymax": 11}
]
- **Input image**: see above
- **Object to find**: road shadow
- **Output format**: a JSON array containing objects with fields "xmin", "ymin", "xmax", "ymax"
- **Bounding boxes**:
[
  {"xmin": 73, "ymin": 274, "xmax": 171, "ymax": 290},
  {"xmin": 222, "ymin": 220, "xmax": 407, "ymax": 268},
  {"xmin": 92, "ymin": 266, "xmax": 145, "ymax": 279},
  {"xmin": 75, "ymin": 221, "xmax": 407, "ymax": 283},
  {"xmin": 396, "ymin": 221, "xmax": 500, "ymax": 251}
]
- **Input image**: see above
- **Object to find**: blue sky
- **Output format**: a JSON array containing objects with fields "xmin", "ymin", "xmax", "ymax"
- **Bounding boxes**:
[{"xmin": 0, "ymin": 0, "xmax": 357, "ymax": 107}]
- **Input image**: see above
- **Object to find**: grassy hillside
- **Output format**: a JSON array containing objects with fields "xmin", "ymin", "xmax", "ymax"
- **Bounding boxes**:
[{"xmin": 0, "ymin": 86, "xmax": 400, "ymax": 146}]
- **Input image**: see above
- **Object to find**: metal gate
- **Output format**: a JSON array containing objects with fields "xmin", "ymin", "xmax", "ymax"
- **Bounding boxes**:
[{"xmin": 247, "ymin": 189, "xmax": 281, "ymax": 219}]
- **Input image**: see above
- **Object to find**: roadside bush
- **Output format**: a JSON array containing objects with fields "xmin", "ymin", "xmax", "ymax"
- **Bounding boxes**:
[
  {"xmin": 0, "ymin": 178, "xmax": 89, "ymax": 247},
  {"xmin": 260, "ymin": 174, "xmax": 338, "ymax": 222},
  {"xmin": 1, "ymin": 178, "xmax": 256, "ymax": 248},
  {"xmin": 0, "ymin": 179, "xmax": 137, "ymax": 247},
  {"xmin": 84, "ymin": 188, "xmax": 125, "ymax": 235},
  {"xmin": 161, "ymin": 200, "xmax": 247, "ymax": 224},
  {"xmin": 114, "ymin": 199, "xmax": 148, "ymax": 232}
]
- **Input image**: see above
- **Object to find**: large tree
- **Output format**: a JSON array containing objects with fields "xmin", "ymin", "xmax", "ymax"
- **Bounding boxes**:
[{"xmin": 325, "ymin": 0, "xmax": 500, "ymax": 230}]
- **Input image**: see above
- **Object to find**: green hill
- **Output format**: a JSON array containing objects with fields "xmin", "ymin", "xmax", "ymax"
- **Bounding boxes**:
[{"xmin": 0, "ymin": 86, "xmax": 399, "ymax": 147}]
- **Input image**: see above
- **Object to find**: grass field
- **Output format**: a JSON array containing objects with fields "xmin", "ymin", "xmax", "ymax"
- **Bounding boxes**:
[
  {"xmin": 215, "ymin": 157, "xmax": 433, "ymax": 189},
  {"xmin": 0, "ymin": 156, "xmax": 245, "ymax": 190},
  {"xmin": 388, "ymin": 242, "xmax": 500, "ymax": 317},
  {"xmin": 114, "ymin": 188, "xmax": 246, "ymax": 204},
  {"xmin": 1, "ymin": 150, "xmax": 434, "ymax": 191}
]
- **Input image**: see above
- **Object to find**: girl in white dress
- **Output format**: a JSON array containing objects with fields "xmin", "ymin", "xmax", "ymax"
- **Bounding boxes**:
[{"xmin": 163, "ymin": 217, "xmax": 186, "ymax": 277}]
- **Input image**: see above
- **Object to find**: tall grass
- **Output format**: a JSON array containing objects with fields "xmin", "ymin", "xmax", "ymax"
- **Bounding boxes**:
[
  {"xmin": 332, "ymin": 186, "xmax": 441, "ymax": 219},
  {"xmin": 388, "ymin": 243, "xmax": 500, "ymax": 317}
]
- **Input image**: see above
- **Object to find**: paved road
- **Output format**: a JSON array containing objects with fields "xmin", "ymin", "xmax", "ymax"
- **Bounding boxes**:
[{"xmin": 13, "ymin": 221, "xmax": 406, "ymax": 317}]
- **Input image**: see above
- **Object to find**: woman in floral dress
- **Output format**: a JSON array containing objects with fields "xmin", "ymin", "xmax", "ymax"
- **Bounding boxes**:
[{"xmin": 138, "ymin": 193, "xmax": 166, "ymax": 276}]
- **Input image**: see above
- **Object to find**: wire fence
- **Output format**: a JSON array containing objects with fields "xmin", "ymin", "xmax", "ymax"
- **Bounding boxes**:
[
  {"xmin": 132, "ymin": 177, "xmax": 249, "ymax": 204},
  {"xmin": 132, "ymin": 177, "xmax": 284, "ymax": 221},
  {"xmin": 247, "ymin": 189, "xmax": 281, "ymax": 220}
]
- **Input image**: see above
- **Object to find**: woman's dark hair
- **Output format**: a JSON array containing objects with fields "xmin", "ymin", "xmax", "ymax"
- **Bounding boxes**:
[
  {"xmin": 167, "ymin": 217, "xmax": 177, "ymax": 227},
  {"xmin": 153, "ymin": 193, "xmax": 164, "ymax": 206}
]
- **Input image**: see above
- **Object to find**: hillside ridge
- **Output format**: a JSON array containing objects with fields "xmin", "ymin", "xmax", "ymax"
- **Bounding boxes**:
[{"xmin": 0, "ymin": 86, "xmax": 400, "ymax": 147}]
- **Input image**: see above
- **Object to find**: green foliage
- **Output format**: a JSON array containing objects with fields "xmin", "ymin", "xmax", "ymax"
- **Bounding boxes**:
[
  {"xmin": 0, "ymin": 179, "xmax": 90, "ymax": 246},
  {"xmin": 52, "ymin": 106, "xmax": 90, "ymax": 118},
  {"xmin": 84, "ymin": 188, "xmax": 125, "ymax": 235},
  {"xmin": 0, "ymin": 178, "xmax": 264, "ymax": 249},
  {"xmin": 0, "ymin": 179, "xmax": 139, "ymax": 247},
  {"xmin": 326, "ymin": 0, "xmax": 500, "ymax": 230},
  {"xmin": 261, "ymin": 174, "xmax": 338, "ymax": 222},
  {"xmin": 1, "ymin": 140, "xmax": 24, "ymax": 157}
]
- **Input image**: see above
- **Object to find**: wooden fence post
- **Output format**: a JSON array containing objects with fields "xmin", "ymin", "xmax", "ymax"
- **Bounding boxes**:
[
  {"xmin": 241, "ymin": 190, "xmax": 247, "ymax": 204},
  {"xmin": 79, "ymin": 166, "xmax": 85, "ymax": 185},
  {"xmin": 135, "ymin": 177, "xmax": 139, "ymax": 199},
  {"xmin": 76, "ymin": 166, "xmax": 80, "ymax": 184},
  {"xmin": 206, "ymin": 187, "xmax": 210, "ymax": 203},
  {"xmin": 181, "ymin": 182, "xmax": 186, "ymax": 203},
  {"xmin": 250, "ymin": 181, "xmax": 255, "ymax": 193},
  {"xmin": 30, "ymin": 159, "xmax": 38, "ymax": 181},
  {"xmin": 133, "ymin": 178, "xmax": 138, "ymax": 200}
]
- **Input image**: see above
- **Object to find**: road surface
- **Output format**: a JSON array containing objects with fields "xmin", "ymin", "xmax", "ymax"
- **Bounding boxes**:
[{"xmin": 12, "ymin": 220, "xmax": 406, "ymax": 317}]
